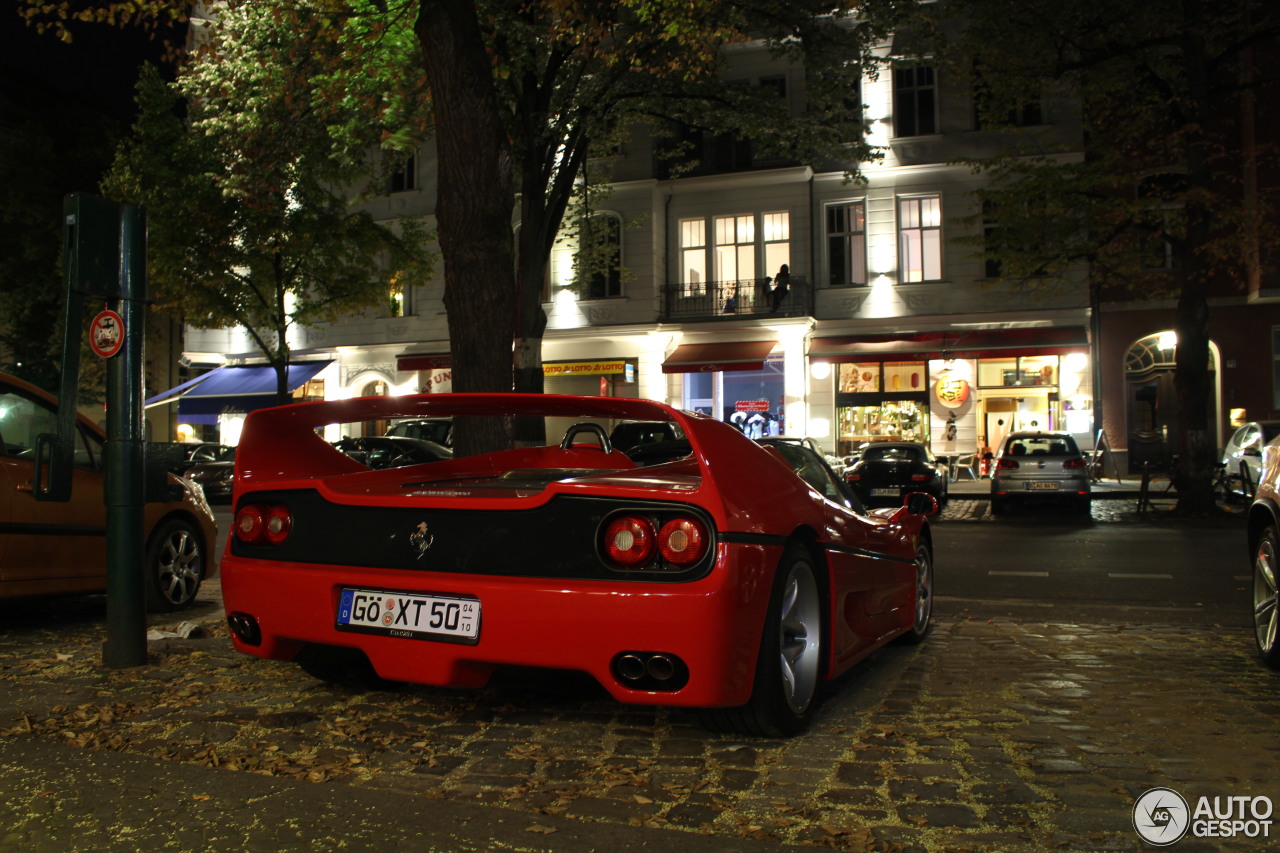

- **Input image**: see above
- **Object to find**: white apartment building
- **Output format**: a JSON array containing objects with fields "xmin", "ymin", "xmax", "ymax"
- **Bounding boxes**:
[{"xmin": 165, "ymin": 34, "xmax": 1094, "ymax": 463}]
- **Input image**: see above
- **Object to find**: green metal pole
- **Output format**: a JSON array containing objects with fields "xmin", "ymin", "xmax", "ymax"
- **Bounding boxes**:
[{"xmin": 103, "ymin": 205, "xmax": 148, "ymax": 669}]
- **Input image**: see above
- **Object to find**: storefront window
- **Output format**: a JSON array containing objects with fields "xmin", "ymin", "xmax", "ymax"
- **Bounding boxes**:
[
  {"xmin": 681, "ymin": 355, "xmax": 786, "ymax": 436},
  {"xmin": 834, "ymin": 360, "xmax": 930, "ymax": 457},
  {"xmin": 838, "ymin": 400, "xmax": 927, "ymax": 452},
  {"xmin": 977, "ymin": 356, "xmax": 1059, "ymax": 387}
]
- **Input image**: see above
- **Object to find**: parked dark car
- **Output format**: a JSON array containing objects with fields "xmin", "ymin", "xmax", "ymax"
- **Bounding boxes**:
[
  {"xmin": 184, "ymin": 449, "xmax": 237, "ymax": 502},
  {"xmin": 844, "ymin": 441, "xmax": 948, "ymax": 509},
  {"xmin": 1246, "ymin": 436, "xmax": 1280, "ymax": 670},
  {"xmin": 165, "ymin": 442, "xmax": 236, "ymax": 475},
  {"xmin": 333, "ymin": 435, "xmax": 453, "ymax": 470},
  {"xmin": 608, "ymin": 420, "xmax": 684, "ymax": 452},
  {"xmin": 385, "ymin": 418, "xmax": 453, "ymax": 447}
]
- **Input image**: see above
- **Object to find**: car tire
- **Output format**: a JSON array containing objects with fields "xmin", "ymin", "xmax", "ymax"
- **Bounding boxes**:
[
  {"xmin": 990, "ymin": 497, "xmax": 1007, "ymax": 516},
  {"xmin": 698, "ymin": 544, "xmax": 824, "ymax": 737},
  {"xmin": 896, "ymin": 542, "xmax": 934, "ymax": 645},
  {"xmin": 1253, "ymin": 525, "xmax": 1280, "ymax": 669},
  {"xmin": 1078, "ymin": 497, "xmax": 1093, "ymax": 516},
  {"xmin": 145, "ymin": 518, "xmax": 205, "ymax": 612}
]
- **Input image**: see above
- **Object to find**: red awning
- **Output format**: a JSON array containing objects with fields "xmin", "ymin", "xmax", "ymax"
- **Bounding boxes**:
[
  {"xmin": 397, "ymin": 353, "xmax": 452, "ymax": 372},
  {"xmin": 662, "ymin": 340, "xmax": 777, "ymax": 374},
  {"xmin": 808, "ymin": 328, "xmax": 1089, "ymax": 362}
]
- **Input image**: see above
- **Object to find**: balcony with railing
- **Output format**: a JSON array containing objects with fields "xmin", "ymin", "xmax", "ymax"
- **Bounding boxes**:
[{"xmin": 660, "ymin": 277, "xmax": 813, "ymax": 323}]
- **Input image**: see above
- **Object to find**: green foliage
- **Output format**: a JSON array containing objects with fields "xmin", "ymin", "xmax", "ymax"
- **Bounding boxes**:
[
  {"xmin": 930, "ymin": 0, "xmax": 1280, "ymax": 298},
  {"xmin": 102, "ymin": 2, "xmax": 435, "ymax": 398}
]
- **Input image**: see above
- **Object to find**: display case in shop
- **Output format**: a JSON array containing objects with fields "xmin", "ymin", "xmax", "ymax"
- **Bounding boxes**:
[{"xmin": 837, "ymin": 401, "xmax": 927, "ymax": 456}]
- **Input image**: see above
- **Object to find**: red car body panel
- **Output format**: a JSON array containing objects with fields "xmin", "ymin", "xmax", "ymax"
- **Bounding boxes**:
[{"xmin": 220, "ymin": 394, "xmax": 929, "ymax": 709}]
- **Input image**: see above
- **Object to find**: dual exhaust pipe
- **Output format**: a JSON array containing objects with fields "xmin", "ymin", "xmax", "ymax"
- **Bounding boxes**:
[{"xmin": 612, "ymin": 651, "xmax": 688, "ymax": 691}]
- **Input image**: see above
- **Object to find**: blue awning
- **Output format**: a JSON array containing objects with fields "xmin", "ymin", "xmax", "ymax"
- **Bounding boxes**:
[{"xmin": 146, "ymin": 361, "xmax": 332, "ymax": 421}]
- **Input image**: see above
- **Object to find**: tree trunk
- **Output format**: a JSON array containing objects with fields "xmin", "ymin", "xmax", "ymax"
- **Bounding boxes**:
[
  {"xmin": 512, "ymin": 187, "xmax": 549, "ymax": 446},
  {"xmin": 1172, "ymin": 0, "xmax": 1218, "ymax": 516},
  {"xmin": 416, "ymin": 0, "xmax": 517, "ymax": 456}
]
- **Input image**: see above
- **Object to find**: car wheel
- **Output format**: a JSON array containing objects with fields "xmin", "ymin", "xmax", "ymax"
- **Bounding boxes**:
[
  {"xmin": 698, "ymin": 544, "xmax": 824, "ymax": 737},
  {"xmin": 1078, "ymin": 497, "xmax": 1093, "ymax": 516},
  {"xmin": 1253, "ymin": 526, "xmax": 1280, "ymax": 669},
  {"xmin": 990, "ymin": 497, "xmax": 1006, "ymax": 516},
  {"xmin": 897, "ymin": 542, "xmax": 934, "ymax": 645},
  {"xmin": 145, "ymin": 518, "xmax": 205, "ymax": 612}
]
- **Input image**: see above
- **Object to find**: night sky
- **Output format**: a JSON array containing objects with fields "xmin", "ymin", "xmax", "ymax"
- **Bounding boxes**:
[{"xmin": 1, "ymin": 7, "xmax": 174, "ymax": 121}]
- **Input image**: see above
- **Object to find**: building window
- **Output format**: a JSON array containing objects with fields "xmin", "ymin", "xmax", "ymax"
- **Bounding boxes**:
[
  {"xmin": 826, "ymin": 202, "xmax": 867, "ymax": 285},
  {"xmin": 972, "ymin": 65, "xmax": 1042, "ymax": 130},
  {"xmin": 680, "ymin": 212, "xmax": 789, "ymax": 307},
  {"xmin": 762, "ymin": 212, "xmax": 790, "ymax": 281},
  {"xmin": 680, "ymin": 218, "xmax": 707, "ymax": 295},
  {"xmin": 982, "ymin": 200, "xmax": 1001, "ymax": 279},
  {"xmin": 548, "ymin": 213, "xmax": 623, "ymax": 299},
  {"xmin": 584, "ymin": 213, "xmax": 622, "ymax": 299},
  {"xmin": 893, "ymin": 65, "xmax": 936, "ymax": 137},
  {"xmin": 1137, "ymin": 172, "xmax": 1186, "ymax": 272},
  {"xmin": 898, "ymin": 196, "xmax": 942, "ymax": 282},
  {"xmin": 715, "ymin": 214, "xmax": 756, "ymax": 285},
  {"xmin": 388, "ymin": 154, "xmax": 417, "ymax": 193}
]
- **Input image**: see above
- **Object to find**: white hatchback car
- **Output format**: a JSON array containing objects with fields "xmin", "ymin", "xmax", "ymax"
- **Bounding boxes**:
[{"xmin": 990, "ymin": 431, "xmax": 1091, "ymax": 515}]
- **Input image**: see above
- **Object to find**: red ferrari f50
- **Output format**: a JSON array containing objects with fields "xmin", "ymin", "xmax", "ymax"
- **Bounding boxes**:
[{"xmin": 221, "ymin": 394, "xmax": 935, "ymax": 736}]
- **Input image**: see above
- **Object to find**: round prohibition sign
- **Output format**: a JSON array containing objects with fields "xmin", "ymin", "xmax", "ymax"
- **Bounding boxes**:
[{"xmin": 90, "ymin": 309, "xmax": 125, "ymax": 359}]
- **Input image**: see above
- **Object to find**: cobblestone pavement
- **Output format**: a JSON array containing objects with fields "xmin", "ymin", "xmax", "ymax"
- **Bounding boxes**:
[{"xmin": 0, "ymin": 501, "xmax": 1275, "ymax": 851}]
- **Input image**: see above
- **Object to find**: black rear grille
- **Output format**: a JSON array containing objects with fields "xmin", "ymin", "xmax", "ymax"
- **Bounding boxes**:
[{"xmin": 230, "ymin": 489, "xmax": 715, "ymax": 583}]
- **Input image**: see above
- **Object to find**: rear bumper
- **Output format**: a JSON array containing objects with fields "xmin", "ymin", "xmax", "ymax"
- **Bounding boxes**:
[{"xmin": 220, "ymin": 541, "xmax": 778, "ymax": 708}]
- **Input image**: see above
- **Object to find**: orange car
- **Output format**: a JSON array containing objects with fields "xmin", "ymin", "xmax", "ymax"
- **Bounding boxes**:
[{"xmin": 0, "ymin": 372, "xmax": 218, "ymax": 610}]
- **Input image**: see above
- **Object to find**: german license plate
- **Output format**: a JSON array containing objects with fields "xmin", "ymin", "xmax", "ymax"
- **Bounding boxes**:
[
  {"xmin": 337, "ymin": 588, "xmax": 480, "ymax": 644},
  {"xmin": 870, "ymin": 488, "xmax": 899, "ymax": 496},
  {"xmin": 1026, "ymin": 481, "xmax": 1060, "ymax": 491}
]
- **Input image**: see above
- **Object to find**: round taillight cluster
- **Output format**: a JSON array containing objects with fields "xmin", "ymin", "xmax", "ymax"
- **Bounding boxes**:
[
  {"xmin": 602, "ymin": 513, "xmax": 710, "ymax": 571},
  {"xmin": 234, "ymin": 503, "xmax": 293, "ymax": 546}
]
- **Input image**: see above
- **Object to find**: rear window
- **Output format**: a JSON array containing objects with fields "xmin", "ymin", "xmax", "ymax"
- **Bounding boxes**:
[
  {"xmin": 1004, "ymin": 436, "xmax": 1079, "ymax": 457},
  {"xmin": 864, "ymin": 445, "xmax": 922, "ymax": 462}
]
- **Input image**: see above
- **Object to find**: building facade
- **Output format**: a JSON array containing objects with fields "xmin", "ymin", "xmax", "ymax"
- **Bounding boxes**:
[{"xmin": 156, "ymin": 25, "xmax": 1278, "ymax": 473}]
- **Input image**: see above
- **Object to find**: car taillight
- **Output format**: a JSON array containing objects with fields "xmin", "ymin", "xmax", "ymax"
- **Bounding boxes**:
[
  {"xmin": 1062, "ymin": 457, "xmax": 1087, "ymax": 469},
  {"xmin": 604, "ymin": 516, "xmax": 656, "ymax": 568},
  {"xmin": 658, "ymin": 517, "xmax": 709, "ymax": 567},
  {"xmin": 911, "ymin": 473, "xmax": 930, "ymax": 481},
  {"xmin": 234, "ymin": 503, "xmax": 293, "ymax": 546},
  {"xmin": 996, "ymin": 457, "xmax": 1019, "ymax": 470}
]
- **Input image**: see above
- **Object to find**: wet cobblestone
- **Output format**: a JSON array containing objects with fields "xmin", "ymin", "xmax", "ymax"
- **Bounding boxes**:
[{"xmin": 2, "ymin": 576, "xmax": 1277, "ymax": 851}]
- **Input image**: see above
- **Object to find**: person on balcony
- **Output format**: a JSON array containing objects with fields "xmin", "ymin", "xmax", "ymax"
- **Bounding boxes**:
[{"xmin": 769, "ymin": 264, "xmax": 791, "ymax": 312}]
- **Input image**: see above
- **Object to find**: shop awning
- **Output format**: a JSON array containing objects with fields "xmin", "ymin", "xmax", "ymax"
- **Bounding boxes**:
[
  {"xmin": 808, "ymin": 328, "xmax": 1088, "ymax": 362},
  {"xmin": 145, "ymin": 361, "xmax": 332, "ymax": 420},
  {"xmin": 662, "ymin": 340, "xmax": 777, "ymax": 374}
]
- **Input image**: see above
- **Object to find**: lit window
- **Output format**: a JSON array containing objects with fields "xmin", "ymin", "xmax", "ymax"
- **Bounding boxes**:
[{"xmin": 898, "ymin": 196, "xmax": 942, "ymax": 282}]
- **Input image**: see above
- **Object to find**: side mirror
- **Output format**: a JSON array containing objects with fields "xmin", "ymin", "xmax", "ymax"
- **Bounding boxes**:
[{"xmin": 904, "ymin": 491, "xmax": 939, "ymax": 516}]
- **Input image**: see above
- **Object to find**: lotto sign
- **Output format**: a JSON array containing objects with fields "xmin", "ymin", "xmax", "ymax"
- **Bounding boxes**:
[
  {"xmin": 89, "ymin": 309, "xmax": 124, "ymax": 359},
  {"xmin": 934, "ymin": 376, "xmax": 971, "ymax": 409}
]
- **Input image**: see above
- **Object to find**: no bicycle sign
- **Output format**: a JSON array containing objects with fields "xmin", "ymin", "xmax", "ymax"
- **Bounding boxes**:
[{"xmin": 90, "ymin": 308, "xmax": 124, "ymax": 359}]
